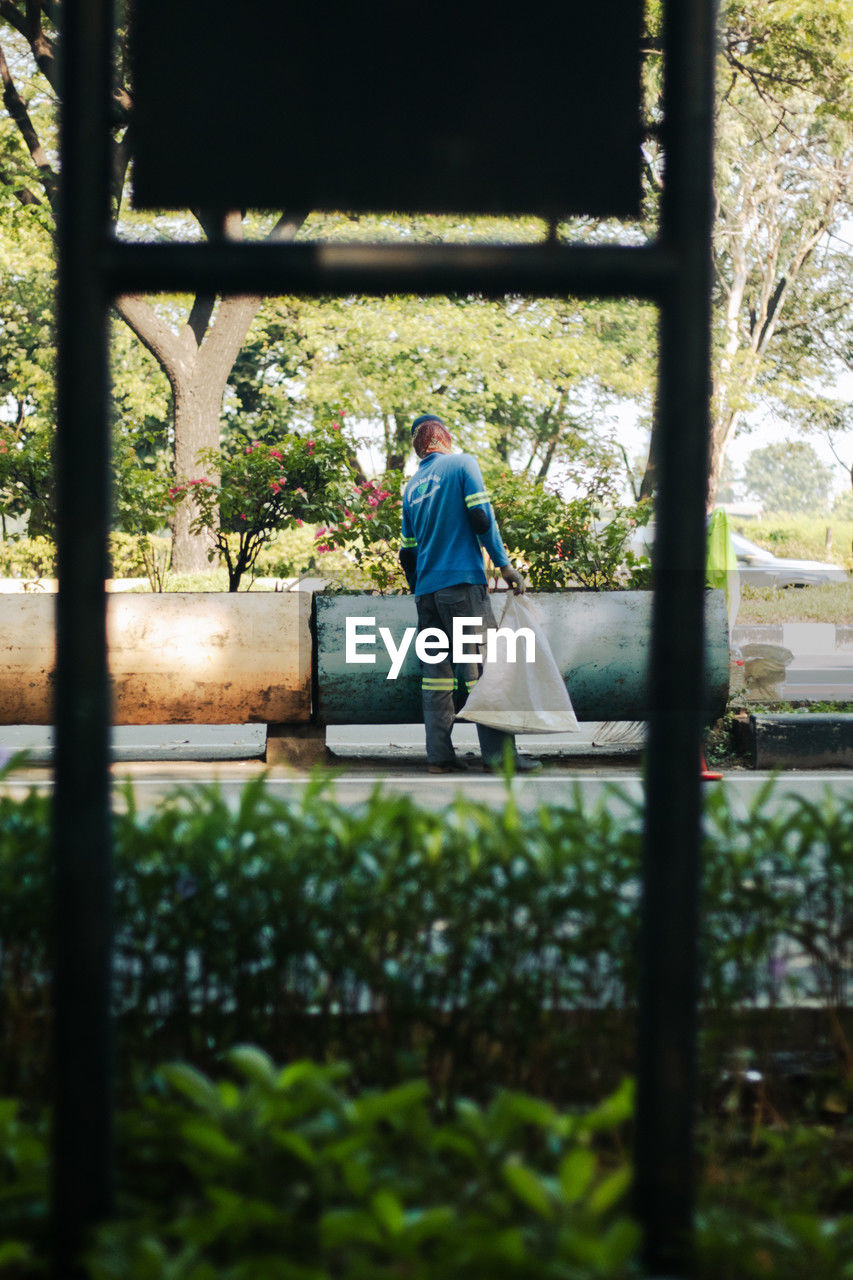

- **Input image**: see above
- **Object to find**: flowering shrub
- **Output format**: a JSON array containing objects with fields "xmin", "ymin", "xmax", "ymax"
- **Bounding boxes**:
[
  {"xmin": 315, "ymin": 469, "xmax": 408, "ymax": 593},
  {"xmin": 488, "ymin": 471, "xmax": 653, "ymax": 591},
  {"xmin": 177, "ymin": 423, "xmax": 353, "ymax": 590},
  {"xmin": 314, "ymin": 464, "xmax": 653, "ymax": 596}
]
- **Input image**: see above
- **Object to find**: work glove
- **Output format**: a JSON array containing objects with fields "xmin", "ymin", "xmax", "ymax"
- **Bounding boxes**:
[{"xmin": 501, "ymin": 564, "xmax": 528, "ymax": 594}]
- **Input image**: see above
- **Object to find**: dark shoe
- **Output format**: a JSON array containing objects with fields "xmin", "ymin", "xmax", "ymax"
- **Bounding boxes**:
[{"xmin": 427, "ymin": 759, "xmax": 470, "ymax": 774}]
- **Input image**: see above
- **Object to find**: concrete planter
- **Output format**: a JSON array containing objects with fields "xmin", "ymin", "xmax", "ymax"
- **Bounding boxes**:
[
  {"xmin": 0, "ymin": 592, "xmax": 312, "ymax": 725},
  {"xmin": 0, "ymin": 588, "xmax": 729, "ymax": 765},
  {"xmin": 315, "ymin": 589, "xmax": 730, "ymax": 725}
]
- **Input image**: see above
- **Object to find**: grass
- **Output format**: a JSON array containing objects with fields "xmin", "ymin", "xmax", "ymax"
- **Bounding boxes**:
[{"xmin": 736, "ymin": 579, "xmax": 853, "ymax": 625}]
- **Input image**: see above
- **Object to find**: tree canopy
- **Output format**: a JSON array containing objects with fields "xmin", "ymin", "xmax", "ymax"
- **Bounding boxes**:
[
  {"xmin": 0, "ymin": 0, "xmax": 850, "ymax": 558},
  {"xmin": 743, "ymin": 438, "xmax": 834, "ymax": 514},
  {"xmin": 227, "ymin": 289, "xmax": 655, "ymax": 491}
]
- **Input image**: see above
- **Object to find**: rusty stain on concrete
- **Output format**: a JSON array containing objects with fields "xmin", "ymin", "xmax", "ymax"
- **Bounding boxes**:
[{"xmin": 0, "ymin": 592, "xmax": 312, "ymax": 725}]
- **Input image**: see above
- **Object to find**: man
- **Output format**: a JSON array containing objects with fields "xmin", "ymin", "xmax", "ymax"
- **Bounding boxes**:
[{"xmin": 399, "ymin": 412, "xmax": 541, "ymax": 774}]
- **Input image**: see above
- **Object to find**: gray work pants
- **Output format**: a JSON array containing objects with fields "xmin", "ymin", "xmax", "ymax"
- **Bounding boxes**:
[{"xmin": 414, "ymin": 582, "xmax": 514, "ymax": 766}]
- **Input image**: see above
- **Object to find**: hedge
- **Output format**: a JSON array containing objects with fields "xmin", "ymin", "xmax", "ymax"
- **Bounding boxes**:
[{"xmin": 1, "ymin": 770, "xmax": 852, "ymax": 1109}]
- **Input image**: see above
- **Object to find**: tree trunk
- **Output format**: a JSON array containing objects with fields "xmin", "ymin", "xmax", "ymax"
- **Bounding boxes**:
[
  {"xmin": 385, "ymin": 410, "xmax": 411, "ymax": 472},
  {"xmin": 113, "ymin": 214, "xmax": 306, "ymax": 574},
  {"xmin": 171, "ymin": 382, "xmax": 223, "ymax": 573}
]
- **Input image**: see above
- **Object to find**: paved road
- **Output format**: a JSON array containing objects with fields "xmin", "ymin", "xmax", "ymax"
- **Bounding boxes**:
[{"xmin": 3, "ymin": 753, "xmax": 851, "ymax": 816}]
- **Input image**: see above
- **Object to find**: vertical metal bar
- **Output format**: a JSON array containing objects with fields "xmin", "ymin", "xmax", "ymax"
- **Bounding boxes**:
[
  {"xmin": 634, "ymin": 0, "xmax": 717, "ymax": 1274},
  {"xmin": 52, "ymin": 0, "xmax": 114, "ymax": 1272}
]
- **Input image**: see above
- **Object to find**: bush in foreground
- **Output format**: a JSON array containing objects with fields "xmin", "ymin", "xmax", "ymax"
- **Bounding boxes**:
[
  {"xmin": 1, "ymin": 1054, "xmax": 637, "ymax": 1279},
  {"xmin": 5, "ymin": 1054, "xmax": 853, "ymax": 1279}
]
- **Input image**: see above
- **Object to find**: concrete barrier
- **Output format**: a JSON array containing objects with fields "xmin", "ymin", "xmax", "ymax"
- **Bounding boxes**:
[
  {"xmin": 315, "ymin": 590, "xmax": 730, "ymax": 725},
  {"xmin": 741, "ymin": 713, "xmax": 853, "ymax": 770},
  {"xmin": 0, "ymin": 588, "xmax": 729, "ymax": 764},
  {"xmin": 0, "ymin": 593, "xmax": 312, "ymax": 726}
]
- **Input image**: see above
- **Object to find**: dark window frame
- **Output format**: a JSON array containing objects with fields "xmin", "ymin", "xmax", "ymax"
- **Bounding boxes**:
[{"xmin": 52, "ymin": 3, "xmax": 717, "ymax": 1276}]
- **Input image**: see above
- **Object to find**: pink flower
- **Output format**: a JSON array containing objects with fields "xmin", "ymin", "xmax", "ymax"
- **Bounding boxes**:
[
  {"xmin": 316, "ymin": 527, "xmax": 327, "ymax": 536},
  {"xmin": 270, "ymin": 480, "xmax": 281, "ymax": 493},
  {"xmin": 270, "ymin": 450, "xmax": 283, "ymax": 460},
  {"xmin": 365, "ymin": 512, "xmax": 375, "ymax": 520},
  {"xmin": 316, "ymin": 543, "xmax": 329, "ymax": 553},
  {"xmin": 367, "ymin": 496, "xmax": 379, "ymax": 507},
  {"xmin": 240, "ymin": 513, "xmax": 247, "ymax": 520},
  {"xmin": 307, "ymin": 439, "xmax": 315, "ymax": 449},
  {"xmin": 245, "ymin": 446, "xmax": 253, "ymax": 455},
  {"xmin": 295, "ymin": 518, "xmax": 303, "ymax": 526},
  {"xmin": 331, "ymin": 424, "xmax": 340, "ymax": 431}
]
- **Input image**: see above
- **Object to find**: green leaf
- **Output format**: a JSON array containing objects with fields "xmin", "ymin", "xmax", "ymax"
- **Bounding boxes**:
[
  {"xmin": 502, "ymin": 1156, "xmax": 554, "ymax": 1219},
  {"xmin": 587, "ymin": 1164, "xmax": 632, "ymax": 1215},
  {"xmin": 371, "ymin": 1188, "xmax": 405, "ymax": 1236},
  {"xmin": 0, "ymin": 1241, "xmax": 31, "ymax": 1266},
  {"xmin": 180, "ymin": 1118, "xmax": 242, "ymax": 1161},
  {"xmin": 558, "ymin": 1148, "xmax": 597, "ymax": 1204},
  {"xmin": 227, "ymin": 1044, "xmax": 278, "ymax": 1087},
  {"xmin": 491, "ymin": 1091, "xmax": 559, "ymax": 1132},
  {"xmin": 320, "ymin": 1208, "xmax": 383, "ymax": 1249},
  {"xmin": 271, "ymin": 1129, "xmax": 318, "ymax": 1166},
  {"xmin": 352, "ymin": 1079, "xmax": 430, "ymax": 1124},
  {"xmin": 598, "ymin": 1217, "xmax": 641, "ymax": 1269},
  {"xmin": 581, "ymin": 1078, "xmax": 635, "ymax": 1132},
  {"xmin": 161, "ymin": 1063, "xmax": 221, "ymax": 1112}
]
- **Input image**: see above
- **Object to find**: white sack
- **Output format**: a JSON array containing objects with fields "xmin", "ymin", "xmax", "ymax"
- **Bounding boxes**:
[{"xmin": 456, "ymin": 593, "xmax": 579, "ymax": 734}]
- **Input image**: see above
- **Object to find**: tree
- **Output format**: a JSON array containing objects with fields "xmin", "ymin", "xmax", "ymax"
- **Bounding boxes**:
[
  {"xmin": 247, "ymin": 289, "xmax": 655, "ymax": 489},
  {"xmin": 743, "ymin": 439, "xmax": 833, "ymax": 514},
  {"xmin": 640, "ymin": 0, "xmax": 853, "ymax": 505},
  {"xmin": 0, "ymin": 116, "xmax": 177, "ymax": 543},
  {"xmin": 0, "ymin": 6, "xmax": 307, "ymax": 570},
  {"xmin": 0, "ymin": 160, "xmax": 55, "ymax": 534}
]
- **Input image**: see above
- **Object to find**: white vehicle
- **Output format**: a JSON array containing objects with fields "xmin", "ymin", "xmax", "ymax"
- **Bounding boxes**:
[
  {"xmin": 626, "ymin": 525, "xmax": 848, "ymax": 588},
  {"xmin": 729, "ymin": 531, "xmax": 849, "ymax": 588}
]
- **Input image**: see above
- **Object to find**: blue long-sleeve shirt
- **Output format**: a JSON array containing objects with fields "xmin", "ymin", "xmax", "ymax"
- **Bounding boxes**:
[{"xmin": 400, "ymin": 452, "xmax": 509, "ymax": 596}]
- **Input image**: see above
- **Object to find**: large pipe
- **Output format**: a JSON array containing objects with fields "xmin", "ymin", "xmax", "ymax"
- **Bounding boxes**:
[
  {"xmin": 0, "ymin": 593, "xmax": 312, "ymax": 725},
  {"xmin": 315, "ymin": 591, "xmax": 729, "ymax": 726},
  {"xmin": 0, "ymin": 590, "xmax": 726, "ymax": 730}
]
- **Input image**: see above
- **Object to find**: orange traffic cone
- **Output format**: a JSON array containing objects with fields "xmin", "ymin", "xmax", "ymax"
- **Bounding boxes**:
[{"xmin": 700, "ymin": 750, "xmax": 722, "ymax": 782}]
